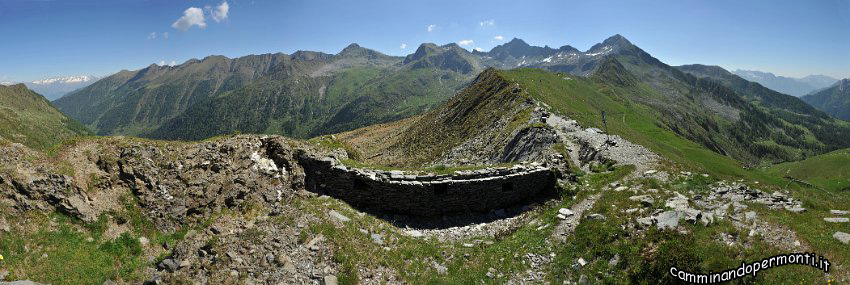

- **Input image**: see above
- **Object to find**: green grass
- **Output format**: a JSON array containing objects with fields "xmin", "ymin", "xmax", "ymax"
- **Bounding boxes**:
[
  {"xmin": 0, "ymin": 192, "xmax": 196, "ymax": 284},
  {"xmin": 764, "ymin": 148, "xmax": 850, "ymax": 192},
  {"xmin": 0, "ymin": 212, "xmax": 145, "ymax": 284},
  {"xmin": 0, "ymin": 84, "xmax": 92, "ymax": 150},
  {"xmin": 547, "ymin": 172, "xmax": 829, "ymax": 284}
]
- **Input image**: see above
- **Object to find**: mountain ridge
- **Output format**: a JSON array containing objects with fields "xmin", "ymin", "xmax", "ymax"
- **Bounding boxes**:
[
  {"xmin": 0, "ymin": 83, "xmax": 91, "ymax": 149},
  {"xmin": 801, "ymin": 78, "xmax": 850, "ymax": 122},
  {"xmin": 732, "ymin": 69, "xmax": 837, "ymax": 97}
]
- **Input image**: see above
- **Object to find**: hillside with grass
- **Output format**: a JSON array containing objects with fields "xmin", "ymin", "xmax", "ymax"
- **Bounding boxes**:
[
  {"xmin": 0, "ymin": 84, "xmax": 91, "ymax": 149},
  {"xmin": 336, "ymin": 68, "xmax": 547, "ymax": 168},
  {"xmin": 802, "ymin": 79, "xmax": 850, "ymax": 122},
  {"xmin": 765, "ymin": 148, "xmax": 850, "ymax": 192}
]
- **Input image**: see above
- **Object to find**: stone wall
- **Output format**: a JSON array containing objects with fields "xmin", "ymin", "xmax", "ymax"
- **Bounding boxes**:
[{"xmin": 298, "ymin": 152, "xmax": 557, "ymax": 216}]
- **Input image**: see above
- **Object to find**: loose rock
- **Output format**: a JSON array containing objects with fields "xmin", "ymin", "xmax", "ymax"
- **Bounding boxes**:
[
  {"xmin": 834, "ymin": 232, "xmax": 850, "ymax": 244},
  {"xmin": 824, "ymin": 217, "xmax": 849, "ymax": 223},
  {"xmin": 328, "ymin": 210, "xmax": 350, "ymax": 223}
]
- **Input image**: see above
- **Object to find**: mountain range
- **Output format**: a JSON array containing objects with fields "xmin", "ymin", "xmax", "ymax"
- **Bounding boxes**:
[
  {"xmin": 1, "ymin": 75, "xmax": 100, "ymax": 101},
  {"xmin": 732, "ymin": 69, "xmax": 837, "ymax": 97},
  {"xmin": 51, "ymin": 35, "xmax": 850, "ymax": 166}
]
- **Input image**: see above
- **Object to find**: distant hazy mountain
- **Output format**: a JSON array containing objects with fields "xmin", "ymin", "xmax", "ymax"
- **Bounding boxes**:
[
  {"xmin": 732, "ymin": 70, "xmax": 836, "ymax": 97},
  {"xmin": 802, "ymin": 79, "xmax": 850, "ymax": 121},
  {"xmin": 13, "ymin": 75, "xmax": 100, "ymax": 101}
]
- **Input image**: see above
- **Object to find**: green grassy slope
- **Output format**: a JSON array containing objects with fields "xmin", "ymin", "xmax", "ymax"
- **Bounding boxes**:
[
  {"xmin": 53, "ymin": 54, "xmax": 300, "ymax": 136},
  {"xmin": 611, "ymin": 52, "xmax": 850, "ymax": 165},
  {"xmin": 765, "ymin": 148, "xmax": 850, "ymax": 192},
  {"xmin": 372, "ymin": 68, "xmax": 534, "ymax": 167},
  {"xmin": 0, "ymin": 84, "xmax": 91, "ymax": 149}
]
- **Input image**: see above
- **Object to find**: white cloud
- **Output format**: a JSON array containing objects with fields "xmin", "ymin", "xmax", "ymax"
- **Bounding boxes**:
[
  {"xmin": 479, "ymin": 19, "xmax": 495, "ymax": 27},
  {"xmin": 458, "ymin": 40, "xmax": 474, "ymax": 46},
  {"xmin": 212, "ymin": 1, "xmax": 229, "ymax": 23},
  {"xmin": 147, "ymin": 32, "xmax": 157, "ymax": 40},
  {"xmin": 170, "ymin": 60, "xmax": 177, "ymax": 66},
  {"xmin": 163, "ymin": 32, "xmax": 169, "ymax": 39},
  {"xmin": 427, "ymin": 24, "xmax": 437, "ymax": 33},
  {"xmin": 494, "ymin": 35, "xmax": 504, "ymax": 41},
  {"xmin": 172, "ymin": 7, "xmax": 206, "ymax": 32},
  {"xmin": 159, "ymin": 60, "xmax": 166, "ymax": 66},
  {"xmin": 400, "ymin": 43, "xmax": 407, "ymax": 49},
  {"xmin": 473, "ymin": 47, "xmax": 484, "ymax": 52}
]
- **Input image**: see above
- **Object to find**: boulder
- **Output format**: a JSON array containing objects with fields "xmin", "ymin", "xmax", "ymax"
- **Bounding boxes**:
[
  {"xmin": 629, "ymin": 195, "xmax": 654, "ymax": 207},
  {"xmin": 323, "ymin": 275, "xmax": 338, "ymax": 285},
  {"xmin": 665, "ymin": 193, "xmax": 690, "ymax": 211},
  {"xmin": 158, "ymin": 258, "xmax": 178, "ymax": 273},
  {"xmin": 328, "ymin": 210, "xmax": 351, "ymax": 223},
  {"xmin": 785, "ymin": 207, "xmax": 806, "ymax": 213},
  {"xmin": 586, "ymin": 214, "xmax": 605, "ymax": 220},
  {"xmin": 824, "ymin": 217, "xmax": 849, "ymax": 223},
  {"xmin": 834, "ymin": 232, "xmax": 850, "ymax": 244},
  {"xmin": 655, "ymin": 211, "xmax": 686, "ymax": 230},
  {"xmin": 371, "ymin": 233, "xmax": 384, "ymax": 245}
]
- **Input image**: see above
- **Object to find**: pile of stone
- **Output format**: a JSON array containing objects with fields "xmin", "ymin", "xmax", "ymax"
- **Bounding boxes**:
[
  {"xmin": 696, "ymin": 181, "xmax": 804, "ymax": 212},
  {"xmin": 634, "ymin": 181, "xmax": 805, "ymax": 231}
]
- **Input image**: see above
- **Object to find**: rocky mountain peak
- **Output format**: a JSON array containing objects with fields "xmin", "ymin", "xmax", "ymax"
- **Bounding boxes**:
[
  {"xmin": 487, "ymin": 38, "xmax": 556, "ymax": 60},
  {"xmin": 403, "ymin": 43, "xmax": 440, "ymax": 64},
  {"xmin": 837, "ymin": 78, "xmax": 850, "ymax": 91},
  {"xmin": 557, "ymin": 45, "xmax": 580, "ymax": 53},
  {"xmin": 587, "ymin": 34, "xmax": 634, "ymax": 54},
  {"xmin": 602, "ymin": 34, "xmax": 632, "ymax": 47},
  {"xmin": 338, "ymin": 43, "xmax": 366, "ymax": 56}
]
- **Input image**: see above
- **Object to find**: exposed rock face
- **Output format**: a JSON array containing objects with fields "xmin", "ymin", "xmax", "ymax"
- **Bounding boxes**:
[
  {"xmin": 0, "ymin": 136, "xmax": 306, "ymax": 231},
  {"xmin": 500, "ymin": 126, "xmax": 558, "ymax": 162},
  {"xmin": 545, "ymin": 113, "xmax": 660, "ymax": 173},
  {"xmin": 0, "ymin": 142, "xmax": 102, "ymax": 222},
  {"xmin": 299, "ymin": 153, "xmax": 557, "ymax": 216},
  {"xmin": 5, "ymin": 173, "xmax": 97, "ymax": 222},
  {"xmin": 101, "ymin": 136, "xmax": 305, "ymax": 230}
]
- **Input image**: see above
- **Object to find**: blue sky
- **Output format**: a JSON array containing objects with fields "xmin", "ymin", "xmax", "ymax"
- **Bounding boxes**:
[{"xmin": 0, "ymin": 0, "xmax": 848, "ymax": 82}]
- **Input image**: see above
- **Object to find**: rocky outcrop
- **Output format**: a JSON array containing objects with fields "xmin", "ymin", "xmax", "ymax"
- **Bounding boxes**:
[
  {"xmin": 100, "ymin": 136, "xmax": 305, "ymax": 230},
  {"xmin": 7, "ymin": 173, "xmax": 98, "ymax": 222},
  {"xmin": 0, "ymin": 136, "xmax": 307, "ymax": 232},
  {"xmin": 545, "ymin": 113, "xmax": 660, "ymax": 173},
  {"xmin": 500, "ymin": 126, "xmax": 558, "ymax": 162}
]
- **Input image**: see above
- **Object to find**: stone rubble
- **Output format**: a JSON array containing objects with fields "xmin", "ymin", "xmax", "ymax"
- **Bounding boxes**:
[{"xmin": 545, "ymin": 113, "xmax": 661, "ymax": 173}]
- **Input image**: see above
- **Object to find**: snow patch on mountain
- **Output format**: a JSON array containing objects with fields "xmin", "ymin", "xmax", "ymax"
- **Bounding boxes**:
[{"xmin": 31, "ymin": 75, "xmax": 97, "ymax": 85}]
